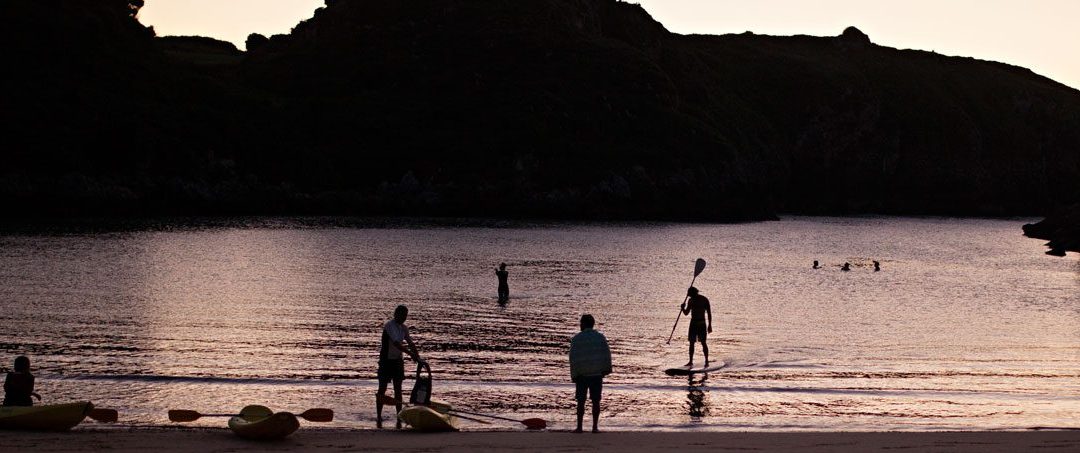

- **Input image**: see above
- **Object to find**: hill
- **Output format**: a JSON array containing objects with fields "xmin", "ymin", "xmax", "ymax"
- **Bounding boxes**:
[{"xmin": 2, "ymin": 0, "xmax": 1078, "ymax": 220}]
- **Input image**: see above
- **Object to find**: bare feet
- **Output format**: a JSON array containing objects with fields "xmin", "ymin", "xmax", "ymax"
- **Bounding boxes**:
[
  {"xmin": 592, "ymin": 428, "xmax": 600, "ymax": 433},
  {"xmin": 376, "ymin": 418, "xmax": 383, "ymax": 429},
  {"xmin": 684, "ymin": 361, "xmax": 693, "ymax": 367},
  {"xmin": 395, "ymin": 420, "xmax": 402, "ymax": 429},
  {"xmin": 573, "ymin": 428, "xmax": 583, "ymax": 433}
]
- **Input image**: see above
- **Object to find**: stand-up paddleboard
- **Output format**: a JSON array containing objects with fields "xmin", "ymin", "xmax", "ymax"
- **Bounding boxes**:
[{"xmin": 663, "ymin": 361, "xmax": 726, "ymax": 376}]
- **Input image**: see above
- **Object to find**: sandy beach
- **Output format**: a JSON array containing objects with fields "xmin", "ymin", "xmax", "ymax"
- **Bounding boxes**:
[{"xmin": 3, "ymin": 428, "xmax": 1078, "ymax": 452}]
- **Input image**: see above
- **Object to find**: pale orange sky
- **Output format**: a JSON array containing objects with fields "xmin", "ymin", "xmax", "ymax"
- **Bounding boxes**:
[{"xmin": 139, "ymin": 0, "xmax": 1080, "ymax": 90}]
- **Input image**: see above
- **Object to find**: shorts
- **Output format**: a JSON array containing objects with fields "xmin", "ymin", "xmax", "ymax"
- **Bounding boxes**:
[
  {"xmin": 575, "ymin": 375, "xmax": 603, "ymax": 402},
  {"xmin": 688, "ymin": 322, "xmax": 707, "ymax": 343},
  {"xmin": 377, "ymin": 359, "xmax": 405, "ymax": 384}
]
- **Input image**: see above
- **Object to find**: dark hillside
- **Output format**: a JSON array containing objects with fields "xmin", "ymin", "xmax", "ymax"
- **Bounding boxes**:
[{"xmin": 2, "ymin": 0, "xmax": 1078, "ymax": 219}]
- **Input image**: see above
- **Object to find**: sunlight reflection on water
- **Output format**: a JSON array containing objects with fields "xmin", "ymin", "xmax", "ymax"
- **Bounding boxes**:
[{"xmin": 0, "ymin": 217, "xmax": 1077, "ymax": 431}]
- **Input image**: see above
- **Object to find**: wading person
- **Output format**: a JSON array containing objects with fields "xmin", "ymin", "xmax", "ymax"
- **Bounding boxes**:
[
  {"xmin": 681, "ymin": 287, "xmax": 712, "ymax": 366},
  {"xmin": 3, "ymin": 356, "xmax": 41, "ymax": 406},
  {"xmin": 495, "ymin": 263, "xmax": 510, "ymax": 303},
  {"xmin": 375, "ymin": 305, "xmax": 424, "ymax": 429},
  {"xmin": 569, "ymin": 314, "xmax": 611, "ymax": 433}
]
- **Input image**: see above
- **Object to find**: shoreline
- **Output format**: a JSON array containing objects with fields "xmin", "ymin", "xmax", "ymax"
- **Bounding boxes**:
[{"xmin": 3, "ymin": 427, "xmax": 1078, "ymax": 452}]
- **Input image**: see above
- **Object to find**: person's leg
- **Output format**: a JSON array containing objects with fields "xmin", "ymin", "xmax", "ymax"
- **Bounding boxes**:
[
  {"xmin": 393, "ymin": 375, "xmax": 404, "ymax": 429},
  {"xmin": 574, "ymin": 380, "xmax": 586, "ymax": 433},
  {"xmin": 590, "ymin": 377, "xmax": 602, "ymax": 433},
  {"xmin": 687, "ymin": 330, "xmax": 697, "ymax": 366},
  {"xmin": 701, "ymin": 333, "xmax": 709, "ymax": 365},
  {"xmin": 375, "ymin": 379, "xmax": 389, "ymax": 429}
]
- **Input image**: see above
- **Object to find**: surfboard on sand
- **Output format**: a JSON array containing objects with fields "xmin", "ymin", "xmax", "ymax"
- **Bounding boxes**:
[{"xmin": 663, "ymin": 361, "xmax": 726, "ymax": 376}]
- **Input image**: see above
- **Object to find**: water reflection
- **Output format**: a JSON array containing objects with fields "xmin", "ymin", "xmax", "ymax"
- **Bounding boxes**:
[{"xmin": 686, "ymin": 375, "xmax": 710, "ymax": 419}]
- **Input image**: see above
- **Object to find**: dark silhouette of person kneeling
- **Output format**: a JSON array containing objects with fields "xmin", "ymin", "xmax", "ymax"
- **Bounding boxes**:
[
  {"xmin": 3, "ymin": 356, "xmax": 41, "ymax": 406},
  {"xmin": 569, "ymin": 314, "xmax": 611, "ymax": 433}
]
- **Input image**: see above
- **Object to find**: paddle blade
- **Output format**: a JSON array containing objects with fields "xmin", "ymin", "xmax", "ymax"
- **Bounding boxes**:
[
  {"xmin": 88, "ymin": 408, "xmax": 118, "ymax": 423},
  {"xmin": 521, "ymin": 418, "xmax": 547, "ymax": 430},
  {"xmin": 694, "ymin": 258, "xmax": 707, "ymax": 276},
  {"xmin": 168, "ymin": 410, "xmax": 202, "ymax": 422},
  {"xmin": 298, "ymin": 408, "xmax": 334, "ymax": 422}
]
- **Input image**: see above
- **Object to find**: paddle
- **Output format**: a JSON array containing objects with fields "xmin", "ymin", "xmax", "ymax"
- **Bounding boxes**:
[
  {"xmin": 377, "ymin": 395, "xmax": 540, "ymax": 429},
  {"xmin": 88, "ymin": 408, "xmax": 119, "ymax": 423},
  {"xmin": 442, "ymin": 407, "xmax": 547, "ymax": 430},
  {"xmin": 168, "ymin": 408, "xmax": 334, "ymax": 423},
  {"xmin": 666, "ymin": 258, "xmax": 707, "ymax": 344}
]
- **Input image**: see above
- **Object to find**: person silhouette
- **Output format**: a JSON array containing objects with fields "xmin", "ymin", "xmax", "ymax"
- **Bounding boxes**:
[
  {"xmin": 681, "ymin": 287, "xmax": 712, "ymax": 366},
  {"xmin": 841, "ymin": 262, "xmax": 851, "ymax": 272},
  {"xmin": 569, "ymin": 314, "xmax": 611, "ymax": 433},
  {"xmin": 375, "ymin": 305, "xmax": 425, "ymax": 429},
  {"xmin": 495, "ymin": 263, "xmax": 509, "ymax": 303},
  {"xmin": 3, "ymin": 356, "xmax": 41, "ymax": 407},
  {"xmin": 813, "ymin": 260, "xmax": 820, "ymax": 269},
  {"xmin": 873, "ymin": 261, "xmax": 881, "ymax": 272}
]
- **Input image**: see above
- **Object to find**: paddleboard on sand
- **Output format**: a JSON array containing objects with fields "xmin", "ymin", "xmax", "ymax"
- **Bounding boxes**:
[{"xmin": 663, "ymin": 361, "xmax": 726, "ymax": 376}]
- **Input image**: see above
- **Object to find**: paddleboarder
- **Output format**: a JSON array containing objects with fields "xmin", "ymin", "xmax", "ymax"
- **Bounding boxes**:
[
  {"xmin": 3, "ymin": 356, "xmax": 41, "ymax": 407},
  {"xmin": 569, "ymin": 314, "xmax": 611, "ymax": 433},
  {"xmin": 375, "ymin": 305, "xmax": 425, "ymax": 429},
  {"xmin": 495, "ymin": 263, "xmax": 509, "ymax": 303},
  {"xmin": 681, "ymin": 287, "xmax": 712, "ymax": 367}
]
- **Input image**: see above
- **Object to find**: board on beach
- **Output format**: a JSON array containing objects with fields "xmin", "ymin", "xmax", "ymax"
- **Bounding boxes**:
[{"xmin": 663, "ymin": 361, "xmax": 726, "ymax": 376}]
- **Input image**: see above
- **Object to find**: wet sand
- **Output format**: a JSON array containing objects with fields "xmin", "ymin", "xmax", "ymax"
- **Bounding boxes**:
[{"xmin": 2, "ymin": 428, "xmax": 1078, "ymax": 452}]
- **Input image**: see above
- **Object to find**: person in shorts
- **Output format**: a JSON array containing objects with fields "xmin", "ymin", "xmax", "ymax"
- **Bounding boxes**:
[
  {"xmin": 375, "ymin": 305, "xmax": 424, "ymax": 429},
  {"xmin": 681, "ymin": 287, "xmax": 712, "ymax": 366},
  {"xmin": 569, "ymin": 314, "xmax": 611, "ymax": 433}
]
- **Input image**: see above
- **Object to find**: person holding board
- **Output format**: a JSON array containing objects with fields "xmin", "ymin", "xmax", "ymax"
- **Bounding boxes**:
[{"xmin": 681, "ymin": 287, "xmax": 712, "ymax": 367}]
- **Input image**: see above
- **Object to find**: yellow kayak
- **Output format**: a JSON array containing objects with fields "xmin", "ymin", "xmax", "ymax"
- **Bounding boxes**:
[
  {"xmin": 397, "ymin": 400, "xmax": 457, "ymax": 432},
  {"xmin": 0, "ymin": 402, "xmax": 94, "ymax": 431},
  {"xmin": 228, "ymin": 405, "xmax": 300, "ymax": 440}
]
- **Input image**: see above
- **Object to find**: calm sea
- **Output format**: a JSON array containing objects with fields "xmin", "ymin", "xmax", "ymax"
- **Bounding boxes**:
[{"xmin": 1, "ymin": 217, "xmax": 1077, "ymax": 431}]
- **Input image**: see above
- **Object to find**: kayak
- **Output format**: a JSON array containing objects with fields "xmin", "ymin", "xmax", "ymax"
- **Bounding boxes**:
[
  {"xmin": 0, "ymin": 402, "xmax": 94, "ymax": 431},
  {"xmin": 397, "ymin": 400, "xmax": 457, "ymax": 432},
  {"xmin": 228, "ymin": 405, "xmax": 300, "ymax": 440}
]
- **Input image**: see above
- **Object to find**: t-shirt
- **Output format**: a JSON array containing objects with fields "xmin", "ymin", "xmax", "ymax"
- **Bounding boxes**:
[
  {"xmin": 380, "ymin": 320, "xmax": 412, "ymax": 361},
  {"xmin": 495, "ymin": 270, "xmax": 509, "ymax": 287},
  {"xmin": 687, "ymin": 295, "xmax": 710, "ymax": 325}
]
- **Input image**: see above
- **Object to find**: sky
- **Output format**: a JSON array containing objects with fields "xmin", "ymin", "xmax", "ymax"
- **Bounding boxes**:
[{"xmin": 138, "ymin": 0, "xmax": 1080, "ymax": 90}]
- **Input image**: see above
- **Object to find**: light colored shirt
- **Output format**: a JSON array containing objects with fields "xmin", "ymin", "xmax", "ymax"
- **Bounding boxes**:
[
  {"xmin": 382, "ymin": 320, "xmax": 412, "ymax": 360},
  {"xmin": 569, "ymin": 328, "xmax": 612, "ymax": 380}
]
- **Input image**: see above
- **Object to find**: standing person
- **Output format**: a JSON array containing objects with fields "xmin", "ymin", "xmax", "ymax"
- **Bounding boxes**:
[
  {"xmin": 681, "ymin": 287, "xmax": 712, "ymax": 366},
  {"xmin": 3, "ymin": 356, "xmax": 41, "ymax": 407},
  {"xmin": 873, "ymin": 260, "xmax": 881, "ymax": 272},
  {"xmin": 569, "ymin": 314, "xmax": 611, "ymax": 433},
  {"xmin": 375, "ymin": 305, "xmax": 424, "ymax": 429},
  {"xmin": 495, "ymin": 263, "xmax": 510, "ymax": 303}
]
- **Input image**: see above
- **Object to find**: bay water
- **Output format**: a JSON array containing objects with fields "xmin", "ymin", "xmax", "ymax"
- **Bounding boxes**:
[{"xmin": 1, "ymin": 217, "xmax": 1077, "ymax": 431}]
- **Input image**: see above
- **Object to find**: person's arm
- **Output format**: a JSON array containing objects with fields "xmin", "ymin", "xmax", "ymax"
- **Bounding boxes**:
[
  {"xmin": 402, "ymin": 336, "xmax": 423, "ymax": 363},
  {"xmin": 601, "ymin": 335, "xmax": 613, "ymax": 376},
  {"xmin": 706, "ymin": 299, "xmax": 713, "ymax": 333},
  {"xmin": 680, "ymin": 300, "xmax": 691, "ymax": 315}
]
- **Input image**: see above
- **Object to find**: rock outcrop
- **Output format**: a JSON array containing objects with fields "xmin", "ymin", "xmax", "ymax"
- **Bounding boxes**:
[{"xmin": 1024, "ymin": 204, "xmax": 1080, "ymax": 256}]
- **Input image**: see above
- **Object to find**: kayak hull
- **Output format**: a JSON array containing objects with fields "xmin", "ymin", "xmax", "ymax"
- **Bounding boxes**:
[
  {"xmin": 0, "ymin": 402, "xmax": 94, "ymax": 431},
  {"xmin": 398, "ymin": 402, "xmax": 457, "ymax": 432},
  {"xmin": 228, "ymin": 406, "xmax": 300, "ymax": 440}
]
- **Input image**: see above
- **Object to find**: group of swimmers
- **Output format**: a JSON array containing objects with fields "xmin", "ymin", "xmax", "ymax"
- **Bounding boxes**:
[{"xmin": 813, "ymin": 260, "xmax": 881, "ymax": 271}]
